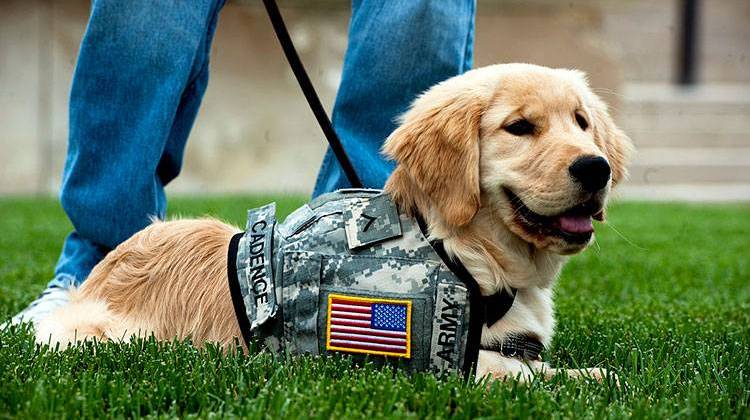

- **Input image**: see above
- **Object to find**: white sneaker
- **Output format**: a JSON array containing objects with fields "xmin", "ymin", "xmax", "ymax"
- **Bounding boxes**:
[{"xmin": 8, "ymin": 286, "xmax": 70, "ymax": 328}]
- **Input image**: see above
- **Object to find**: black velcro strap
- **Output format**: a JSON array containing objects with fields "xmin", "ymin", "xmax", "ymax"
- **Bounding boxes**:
[
  {"xmin": 482, "ymin": 288, "xmax": 517, "ymax": 328},
  {"xmin": 227, "ymin": 232, "xmax": 253, "ymax": 348}
]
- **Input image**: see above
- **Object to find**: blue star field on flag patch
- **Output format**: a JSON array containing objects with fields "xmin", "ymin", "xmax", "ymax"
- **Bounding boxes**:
[{"xmin": 371, "ymin": 303, "xmax": 407, "ymax": 331}]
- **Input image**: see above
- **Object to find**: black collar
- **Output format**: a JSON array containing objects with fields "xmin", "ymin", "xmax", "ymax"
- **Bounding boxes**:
[
  {"xmin": 482, "ymin": 334, "xmax": 544, "ymax": 361},
  {"xmin": 481, "ymin": 287, "xmax": 517, "ymax": 328}
]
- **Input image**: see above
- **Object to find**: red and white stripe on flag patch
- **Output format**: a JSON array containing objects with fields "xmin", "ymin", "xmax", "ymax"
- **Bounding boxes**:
[{"xmin": 325, "ymin": 293, "xmax": 412, "ymax": 358}]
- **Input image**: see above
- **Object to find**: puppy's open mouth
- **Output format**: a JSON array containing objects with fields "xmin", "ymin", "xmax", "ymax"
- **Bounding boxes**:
[{"xmin": 503, "ymin": 188, "xmax": 603, "ymax": 244}]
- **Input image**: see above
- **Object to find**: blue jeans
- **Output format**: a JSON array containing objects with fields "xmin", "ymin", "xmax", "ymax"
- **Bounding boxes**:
[{"xmin": 51, "ymin": 0, "xmax": 475, "ymax": 289}]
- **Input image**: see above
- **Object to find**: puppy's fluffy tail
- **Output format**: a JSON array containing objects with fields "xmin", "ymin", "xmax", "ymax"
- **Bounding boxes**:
[{"xmin": 35, "ymin": 290, "xmax": 119, "ymax": 348}]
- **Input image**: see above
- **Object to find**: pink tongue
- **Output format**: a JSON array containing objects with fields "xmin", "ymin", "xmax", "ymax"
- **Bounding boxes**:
[{"xmin": 558, "ymin": 215, "xmax": 593, "ymax": 233}]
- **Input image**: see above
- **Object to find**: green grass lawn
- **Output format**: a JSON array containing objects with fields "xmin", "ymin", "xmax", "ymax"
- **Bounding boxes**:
[{"xmin": 0, "ymin": 196, "xmax": 748, "ymax": 418}]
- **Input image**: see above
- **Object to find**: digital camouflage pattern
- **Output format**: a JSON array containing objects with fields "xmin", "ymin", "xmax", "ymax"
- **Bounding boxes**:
[
  {"xmin": 231, "ymin": 189, "xmax": 476, "ymax": 376},
  {"xmin": 235, "ymin": 203, "xmax": 277, "ymax": 330}
]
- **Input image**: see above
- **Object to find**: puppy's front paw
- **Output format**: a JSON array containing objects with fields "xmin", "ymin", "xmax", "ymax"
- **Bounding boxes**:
[
  {"xmin": 566, "ymin": 367, "xmax": 620, "ymax": 387},
  {"xmin": 475, "ymin": 349, "xmax": 544, "ymax": 383}
]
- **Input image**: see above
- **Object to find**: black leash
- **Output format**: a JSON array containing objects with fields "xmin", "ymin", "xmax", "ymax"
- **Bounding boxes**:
[{"xmin": 262, "ymin": 0, "xmax": 364, "ymax": 189}]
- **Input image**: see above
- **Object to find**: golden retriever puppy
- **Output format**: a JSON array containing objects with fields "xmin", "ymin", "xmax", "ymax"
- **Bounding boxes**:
[{"xmin": 37, "ymin": 63, "xmax": 631, "ymax": 382}]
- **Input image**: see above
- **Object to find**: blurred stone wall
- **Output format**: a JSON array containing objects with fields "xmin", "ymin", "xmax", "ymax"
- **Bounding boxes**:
[{"xmin": 1, "ymin": 0, "xmax": 748, "ymax": 198}]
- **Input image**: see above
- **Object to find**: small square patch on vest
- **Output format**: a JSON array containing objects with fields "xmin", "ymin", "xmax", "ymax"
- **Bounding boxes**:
[
  {"xmin": 344, "ymin": 194, "xmax": 402, "ymax": 250},
  {"xmin": 325, "ymin": 294, "xmax": 412, "ymax": 358}
]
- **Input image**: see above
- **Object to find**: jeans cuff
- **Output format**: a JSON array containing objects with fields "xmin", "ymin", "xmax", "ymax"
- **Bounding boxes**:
[{"xmin": 46, "ymin": 273, "xmax": 77, "ymax": 290}]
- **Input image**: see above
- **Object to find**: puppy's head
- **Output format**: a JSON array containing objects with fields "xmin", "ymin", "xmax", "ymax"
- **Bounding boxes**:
[{"xmin": 384, "ymin": 64, "xmax": 632, "ymax": 255}]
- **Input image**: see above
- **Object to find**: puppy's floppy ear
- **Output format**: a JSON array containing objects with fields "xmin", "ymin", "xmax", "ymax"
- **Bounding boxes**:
[
  {"xmin": 588, "ymin": 93, "xmax": 633, "ymax": 186},
  {"xmin": 383, "ymin": 80, "xmax": 487, "ymax": 227}
]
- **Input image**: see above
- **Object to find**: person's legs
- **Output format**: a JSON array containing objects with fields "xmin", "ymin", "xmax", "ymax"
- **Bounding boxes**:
[
  {"xmin": 13, "ymin": 0, "xmax": 225, "ymax": 323},
  {"xmin": 312, "ymin": 0, "xmax": 476, "ymax": 197}
]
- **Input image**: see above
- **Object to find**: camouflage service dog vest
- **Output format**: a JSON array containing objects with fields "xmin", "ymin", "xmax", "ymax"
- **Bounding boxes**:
[{"xmin": 227, "ymin": 189, "xmax": 523, "ymax": 377}]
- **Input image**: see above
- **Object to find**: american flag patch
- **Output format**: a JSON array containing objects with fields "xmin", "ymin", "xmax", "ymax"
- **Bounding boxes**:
[{"xmin": 325, "ymin": 294, "xmax": 412, "ymax": 358}]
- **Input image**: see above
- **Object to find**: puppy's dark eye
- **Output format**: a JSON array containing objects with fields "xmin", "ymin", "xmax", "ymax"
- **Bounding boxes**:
[
  {"xmin": 575, "ymin": 113, "xmax": 589, "ymax": 130},
  {"xmin": 504, "ymin": 119, "xmax": 535, "ymax": 136}
]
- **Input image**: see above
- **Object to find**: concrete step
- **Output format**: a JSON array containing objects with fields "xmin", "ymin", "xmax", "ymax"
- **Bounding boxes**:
[
  {"xmin": 620, "ymin": 83, "xmax": 750, "ymax": 149},
  {"xmin": 633, "ymin": 147, "xmax": 750, "ymax": 166},
  {"xmin": 629, "ymin": 165, "xmax": 750, "ymax": 184},
  {"xmin": 621, "ymin": 113, "xmax": 750, "ymax": 133},
  {"xmin": 626, "ymin": 130, "xmax": 750, "ymax": 148},
  {"xmin": 629, "ymin": 147, "xmax": 750, "ymax": 183},
  {"xmin": 622, "ymin": 83, "xmax": 750, "ymax": 106},
  {"xmin": 618, "ymin": 183, "xmax": 750, "ymax": 202}
]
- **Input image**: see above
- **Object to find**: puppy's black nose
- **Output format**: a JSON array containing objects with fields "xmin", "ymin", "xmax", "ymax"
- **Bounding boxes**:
[{"xmin": 569, "ymin": 156, "xmax": 611, "ymax": 192}]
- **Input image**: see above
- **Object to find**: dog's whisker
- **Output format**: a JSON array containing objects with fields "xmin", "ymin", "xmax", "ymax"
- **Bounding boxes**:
[
  {"xmin": 605, "ymin": 222, "xmax": 646, "ymax": 250},
  {"xmin": 591, "ymin": 237, "xmax": 601, "ymax": 253},
  {"xmin": 590, "ymin": 88, "xmax": 629, "ymax": 100}
]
